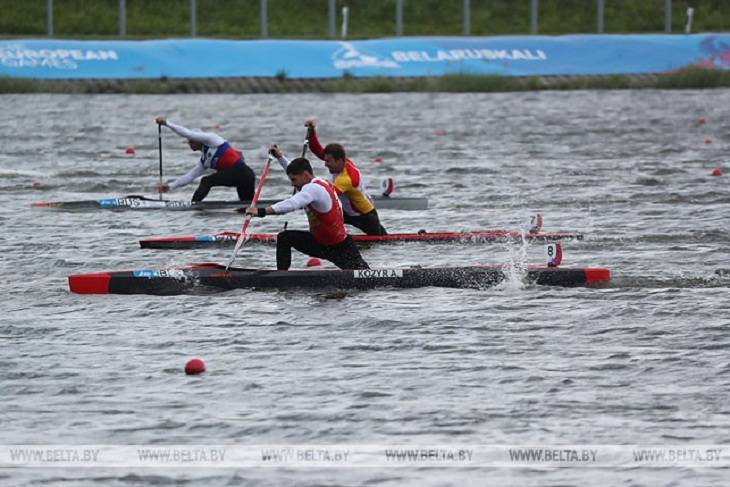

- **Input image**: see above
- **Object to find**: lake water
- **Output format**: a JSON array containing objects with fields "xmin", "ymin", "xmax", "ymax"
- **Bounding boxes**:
[{"xmin": 2, "ymin": 91, "xmax": 729, "ymax": 486}]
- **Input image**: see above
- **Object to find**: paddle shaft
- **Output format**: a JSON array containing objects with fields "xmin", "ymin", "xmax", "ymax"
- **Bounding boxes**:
[
  {"xmin": 301, "ymin": 137, "xmax": 309, "ymax": 158},
  {"xmin": 283, "ymin": 135, "xmax": 310, "ymax": 231},
  {"xmin": 157, "ymin": 124, "xmax": 163, "ymax": 201},
  {"xmin": 227, "ymin": 156, "xmax": 273, "ymax": 269}
]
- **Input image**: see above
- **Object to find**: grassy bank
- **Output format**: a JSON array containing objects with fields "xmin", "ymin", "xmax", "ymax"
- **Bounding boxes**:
[
  {"xmin": 2, "ymin": 68, "xmax": 729, "ymax": 94},
  {"xmin": 1, "ymin": 0, "xmax": 729, "ymax": 38}
]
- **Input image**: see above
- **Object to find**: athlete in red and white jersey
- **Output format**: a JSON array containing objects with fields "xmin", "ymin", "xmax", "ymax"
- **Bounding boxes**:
[
  {"xmin": 156, "ymin": 116, "xmax": 255, "ymax": 202},
  {"xmin": 303, "ymin": 119, "xmax": 387, "ymax": 235},
  {"xmin": 246, "ymin": 158, "xmax": 369, "ymax": 271}
]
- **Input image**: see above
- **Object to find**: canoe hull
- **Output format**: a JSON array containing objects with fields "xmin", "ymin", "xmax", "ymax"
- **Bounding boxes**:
[
  {"xmin": 68, "ymin": 263, "xmax": 610, "ymax": 295},
  {"xmin": 139, "ymin": 230, "xmax": 583, "ymax": 249},
  {"xmin": 33, "ymin": 195, "xmax": 427, "ymax": 211}
]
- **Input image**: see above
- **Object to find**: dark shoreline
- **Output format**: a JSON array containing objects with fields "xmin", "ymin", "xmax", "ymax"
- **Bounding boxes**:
[{"xmin": 2, "ymin": 68, "xmax": 729, "ymax": 94}]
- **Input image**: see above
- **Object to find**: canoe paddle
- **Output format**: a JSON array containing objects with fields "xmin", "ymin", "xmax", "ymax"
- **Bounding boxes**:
[
  {"xmin": 157, "ymin": 124, "xmax": 163, "ymax": 201},
  {"xmin": 226, "ymin": 155, "xmax": 274, "ymax": 270},
  {"xmin": 282, "ymin": 133, "xmax": 310, "ymax": 231},
  {"xmin": 301, "ymin": 131, "xmax": 310, "ymax": 158}
]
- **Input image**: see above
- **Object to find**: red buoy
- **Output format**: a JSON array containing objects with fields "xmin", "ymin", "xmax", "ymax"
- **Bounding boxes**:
[
  {"xmin": 185, "ymin": 358, "xmax": 206, "ymax": 375},
  {"xmin": 711, "ymin": 168, "xmax": 723, "ymax": 176},
  {"xmin": 704, "ymin": 139, "xmax": 712, "ymax": 145},
  {"xmin": 698, "ymin": 117, "xmax": 706, "ymax": 125},
  {"xmin": 125, "ymin": 147, "xmax": 135, "ymax": 155},
  {"xmin": 306, "ymin": 258, "xmax": 322, "ymax": 267},
  {"xmin": 373, "ymin": 157, "xmax": 384, "ymax": 163},
  {"xmin": 31, "ymin": 181, "xmax": 43, "ymax": 189}
]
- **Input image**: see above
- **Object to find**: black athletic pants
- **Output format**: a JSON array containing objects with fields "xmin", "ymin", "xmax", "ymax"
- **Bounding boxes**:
[
  {"xmin": 276, "ymin": 231, "xmax": 370, "ymax": 271},
  {"xmin": 192, "ymin": 162, "xmax": 255, "ymax": 202},
  {"xmin": 344, "ymin": 209, "xmax": 387, "ymax": 235}
]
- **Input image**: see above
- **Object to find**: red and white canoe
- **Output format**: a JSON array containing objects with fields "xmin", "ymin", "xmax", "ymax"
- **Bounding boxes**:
[{"xmin": 139, "ymin": 229, "xmax": 583, "ymax": 250}]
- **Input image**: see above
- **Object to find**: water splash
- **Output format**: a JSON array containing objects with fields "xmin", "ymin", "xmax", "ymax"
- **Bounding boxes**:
[{"xmin": 496, "ymin": 228, "xmax": 530, "ymax": 291}]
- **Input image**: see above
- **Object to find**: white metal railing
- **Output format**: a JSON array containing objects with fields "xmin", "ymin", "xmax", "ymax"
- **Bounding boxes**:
[{"xmin": 43, "ymin": 0, "xmax": 685, "ymax": 38}]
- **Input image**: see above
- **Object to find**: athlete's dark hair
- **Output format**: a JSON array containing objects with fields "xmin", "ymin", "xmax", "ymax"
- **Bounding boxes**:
[
  {"xmin": 286, "ymin": 157, "xmax": 313, "ymax": 176},
  {"xmin": 323, "ymin": 143, "xmax": 346, "ymax": 161}
]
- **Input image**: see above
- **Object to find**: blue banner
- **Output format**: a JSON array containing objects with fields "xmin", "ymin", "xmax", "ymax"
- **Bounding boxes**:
[{"xmin": 1, "ymin": 34, "xmax": 729, "ymax": 80}]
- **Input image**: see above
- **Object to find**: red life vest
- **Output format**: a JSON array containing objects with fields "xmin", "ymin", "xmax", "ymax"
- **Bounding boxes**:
[{"xmin": 306, "ymin": 179, "xmax": 347, "ymax": 245}]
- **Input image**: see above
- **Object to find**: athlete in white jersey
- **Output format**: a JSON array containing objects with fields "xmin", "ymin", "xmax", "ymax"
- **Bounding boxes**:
[
  {"xmin": 156, "ymin": 116, "xmax": 255, "ymax": 202},
  {"xmin": 246, "ymin": 157, "xmax": 369, "ymax": 271}
]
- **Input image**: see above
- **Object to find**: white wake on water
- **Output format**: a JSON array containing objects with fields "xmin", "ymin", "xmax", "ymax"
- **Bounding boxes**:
[{"xmin": 496, "ymin": 225, "xmax": 530, "ymax": 291}]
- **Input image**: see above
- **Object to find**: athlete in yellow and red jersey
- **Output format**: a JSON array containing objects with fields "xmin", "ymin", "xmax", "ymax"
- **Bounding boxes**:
[{"xmin": 304, "ymin": 119, "xmax": 387, "ymax": 235}]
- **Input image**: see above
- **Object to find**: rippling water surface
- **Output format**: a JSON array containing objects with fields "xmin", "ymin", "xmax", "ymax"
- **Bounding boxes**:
[{"xmin": 2, "ymin": 91, "xmax": 730, "ymax": 486}]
